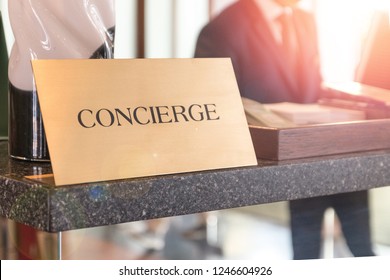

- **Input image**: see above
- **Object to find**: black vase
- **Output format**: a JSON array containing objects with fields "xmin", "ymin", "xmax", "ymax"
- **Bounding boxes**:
[
  {"xmin": 8, "ymin": 0, "xmax": 116, "ymax": 161},
  {"xmin": 0, "ymin": 11, "xmax": 8, "ymax": 138}
]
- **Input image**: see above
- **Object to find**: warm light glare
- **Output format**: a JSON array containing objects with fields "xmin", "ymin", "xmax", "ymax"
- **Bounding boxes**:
[
  {"xmin": 316, "ymin": 0, "xmax": 389, "ymax": 83},
  {"xmin": 367, "ymin": 0, "xmax": 390, "ymax": 11},
  {"xmin": 325, "ymin": 0, "xmax": 389, "ymax": 13},
  {"xmin": 342, "ymin": 0, "xmax": 390, "ymax": 12}
]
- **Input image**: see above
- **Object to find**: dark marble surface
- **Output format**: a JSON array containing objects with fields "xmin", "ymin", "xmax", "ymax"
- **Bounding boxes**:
[{"xmin": 1, "ymin": 140, "xmax": 390, "ymax": 233}]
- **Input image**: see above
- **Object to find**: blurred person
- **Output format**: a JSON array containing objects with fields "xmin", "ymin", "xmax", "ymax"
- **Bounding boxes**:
[
  {"xmin": 126, "ymin": 219, "xmax": 170, "ymax": 253},
  {"xmin": 194, "ymin": 0, "xmax": 375, "ymax": 259}
]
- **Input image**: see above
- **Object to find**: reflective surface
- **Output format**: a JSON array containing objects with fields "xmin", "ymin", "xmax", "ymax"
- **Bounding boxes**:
[
  {"xmin": 8, "ymin": 85, "xmax": 48, "ymax": 161},
  {"xmin": 0, "ymin": 12, "xmax": 8, "ymax": 138},
  {"xmin": 7, "ymin": 0, "xmax": 116, "ymax": 161},
  {"xmin": 2, "ymin": 207, "xmax": 390, "ymax": 260},
  {"xmin": 2, "ymin": 139, "xmax": 390, "ymax": 259}
]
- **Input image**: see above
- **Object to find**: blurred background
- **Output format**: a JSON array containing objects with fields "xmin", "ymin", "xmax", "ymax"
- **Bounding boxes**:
[{"xmin": 1, "ymin": 0, "xmax": 390, "ymax": 260}]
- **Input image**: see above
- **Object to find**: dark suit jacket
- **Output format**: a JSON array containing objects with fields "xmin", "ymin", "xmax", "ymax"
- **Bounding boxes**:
[{"xmin": 194, "ymin": 0, "xmax": 323, "ymax": 104}]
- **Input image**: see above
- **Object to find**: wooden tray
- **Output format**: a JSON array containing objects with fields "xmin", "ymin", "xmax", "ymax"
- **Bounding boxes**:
[{"xmin": 249, "ymin": 119, "xmax": 390, "ymax": 160}]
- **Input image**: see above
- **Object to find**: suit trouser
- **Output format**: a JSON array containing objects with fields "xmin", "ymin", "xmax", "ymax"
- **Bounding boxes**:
[{"xmin": 289, "ymin": 190, "xmax": 375, "ymax": 260}]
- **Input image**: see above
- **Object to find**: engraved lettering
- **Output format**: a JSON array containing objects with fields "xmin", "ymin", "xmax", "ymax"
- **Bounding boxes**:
[
  {"xmin": 115, "ymin": 108, "xmax": 133, "ymax": 126},
  {"xmin": 77, "ymin": 104, "xmax": 221, "ymax": 128},
  {"xmin": 134, "ymin": 107, "xmax": 150, "ymax": 125},
  {"xmin": 155, "ymin": 106, "xmax": 173, "ymax": 124},
  {"xmin": 172, "ymin": 105, "xmax": 189, "ymax": 123},
  {"xmin": 96, "ymin": 109, "xmax": 115, "ymax": 127},
  {"xmin": 78, "ymin": 109, "xmax": 96, "ymax": 128},
  {"xmin": 204, "ymin": 104, "xmax": 220, "ymax": 121},
  {"xmin": 188, "ymin": 104, "xmax": 204, "ymax": 121}
]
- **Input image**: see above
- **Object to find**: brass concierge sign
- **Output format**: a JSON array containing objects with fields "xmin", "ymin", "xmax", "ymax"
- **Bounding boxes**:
[{"xmin": 31, "ymin": 58, "xmax": 257, "ymax": 186}]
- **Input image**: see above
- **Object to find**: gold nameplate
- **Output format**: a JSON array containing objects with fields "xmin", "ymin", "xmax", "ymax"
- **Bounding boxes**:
[{"xmin": 32, "ymin": 58, "xmax": 257, "ymax": 186}]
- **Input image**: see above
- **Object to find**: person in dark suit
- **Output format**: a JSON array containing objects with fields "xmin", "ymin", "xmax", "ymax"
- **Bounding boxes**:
[
  {"xmin": 195, "ymin": 0, "xmax": 320, "ymax": 104},
  {"xmin": 195, "ymin": 0, "xmax": 375, "ymax": 259}
]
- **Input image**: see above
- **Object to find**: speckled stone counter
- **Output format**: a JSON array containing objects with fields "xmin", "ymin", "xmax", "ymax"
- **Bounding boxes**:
[{"xmin": 1, "ymin": 140, "xmax": 390, "ymax": 233}]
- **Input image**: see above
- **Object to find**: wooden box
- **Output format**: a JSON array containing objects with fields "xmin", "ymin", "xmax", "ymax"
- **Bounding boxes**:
[{"xmin": 249, "ymin": 119, "xmax": 390, "ymax": 160}]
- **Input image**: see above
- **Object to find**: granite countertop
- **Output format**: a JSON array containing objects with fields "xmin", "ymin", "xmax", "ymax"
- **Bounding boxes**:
[{"xmin": 1, "ymin": 140, "xmax": 390, "ymax": 233}]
